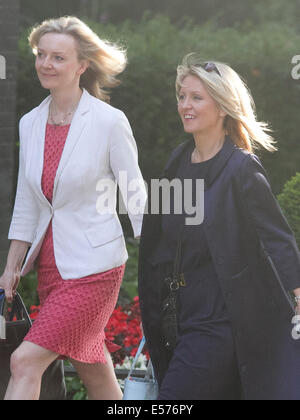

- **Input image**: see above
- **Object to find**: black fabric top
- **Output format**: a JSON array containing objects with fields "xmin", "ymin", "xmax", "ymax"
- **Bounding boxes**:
[
  {"xmin": 152, "ymin": 140, "xmax": 231, "ymax": 334},
  {"xmin": 152, "ymin": 140, "xmax": 224, "ymax": 271}
]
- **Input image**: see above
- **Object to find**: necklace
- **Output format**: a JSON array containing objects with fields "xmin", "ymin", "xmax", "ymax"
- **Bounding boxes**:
[{"xmin": 49, "ymin": 99, "xmax": 79, "ymax": 126}]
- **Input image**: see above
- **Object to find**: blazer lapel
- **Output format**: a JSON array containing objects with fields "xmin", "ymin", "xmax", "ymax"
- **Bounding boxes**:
[
  {"xmin": 27, "ymin": 89, "xmax": 91, "ymax": 204},
  {"xmin": 28, "ymin": 95, "xmax": 51, "ymax": 202},
  {"xmin": 52, "ymin": 89, "xmax": 91, "ymax": 200}
]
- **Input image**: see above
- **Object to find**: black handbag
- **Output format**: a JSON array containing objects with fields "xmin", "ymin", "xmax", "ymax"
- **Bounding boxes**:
[
  {"xmin": 0, "ymin": 290, "xmax": 66, "ymax": 400},
  {"xmin": 161, "ymin": 237, "xmax": 186, "ymax": 353}
]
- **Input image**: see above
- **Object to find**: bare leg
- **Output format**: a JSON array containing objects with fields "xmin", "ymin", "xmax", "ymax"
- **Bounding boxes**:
[
  {"xmin": 70, "ymin": 344, "xmax": 122, "ymax": 400},
  {"xmin": 5, "ymin": 341, "xmax": 59, "ymax": 400}
]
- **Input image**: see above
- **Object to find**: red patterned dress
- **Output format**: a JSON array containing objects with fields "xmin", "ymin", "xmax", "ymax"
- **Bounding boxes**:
[{"xmin": 24, "ymin": 123, "xmax": 124, "ymax": 363}]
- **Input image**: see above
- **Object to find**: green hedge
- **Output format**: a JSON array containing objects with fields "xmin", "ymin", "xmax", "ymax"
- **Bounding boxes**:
[
  {"xmin": 277, "ymin": 173, "xmax": 300, "ymax": 248},
  {"xmin": 18, "ymin": 14, "xmax": 300, "ymax": 194}
]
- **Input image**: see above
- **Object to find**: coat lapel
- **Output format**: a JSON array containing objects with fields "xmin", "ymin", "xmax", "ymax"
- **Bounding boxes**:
[
  {"xmin": 163, "ymin": 139, "xmax": 191, "ymax": 179},
  {"xmin": 143, "ymin": 136, "xmax": 238, "ymax": 248},
  {"xmin": 164, "ymin": 136, "xmax": 237, "ymax": 189},
  {"xmin": 205, "ymin": 137, "xmax": 237, "ymax": 189}
]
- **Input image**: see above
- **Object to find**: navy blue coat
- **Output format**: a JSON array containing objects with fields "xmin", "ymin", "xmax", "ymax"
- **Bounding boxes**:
[{"xmin": 138, "ymin": 137, "xmax": 300, "ymax": 400}]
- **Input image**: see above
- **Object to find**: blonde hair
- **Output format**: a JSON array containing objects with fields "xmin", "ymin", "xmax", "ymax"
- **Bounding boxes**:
[
  {"xmin": 29, "ymin": 16, "xmax": 127, "ymax": 102},
  {"xmin": 176, "ymin": 53, "xmax": 277, "ymax": 152}
]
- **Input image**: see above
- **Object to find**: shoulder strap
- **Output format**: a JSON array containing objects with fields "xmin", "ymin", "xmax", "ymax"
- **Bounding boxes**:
[
  {"xmin": 259, "ymin": 239, "xmax": 294, "ymax": 311},
  {"xmin": 173, "ymin": 222, "xmax": 185, "ymax": 279},
  {"xmin": 173, "ymin": 237, "xmax": 182, "ymax": 279}
]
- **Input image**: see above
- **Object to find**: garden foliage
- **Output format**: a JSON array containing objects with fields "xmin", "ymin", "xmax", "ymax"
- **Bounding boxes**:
[
  {"xmin": 278, "ymin": 173, "xmax": 300, "ymax": 248},
  {"xmin": 18, "ymin": 13, "xmax": 300, "ymax": 196}
]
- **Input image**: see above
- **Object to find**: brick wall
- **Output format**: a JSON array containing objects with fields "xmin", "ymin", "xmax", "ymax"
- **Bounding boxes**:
[{"xmin": 0, "ymin": 0, "xmax": 20, "ymax": 272}]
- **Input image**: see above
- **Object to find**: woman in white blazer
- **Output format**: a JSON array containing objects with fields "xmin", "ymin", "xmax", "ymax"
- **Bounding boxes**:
[{"xmin": 0, "ymin": 16, "xmax": 147, "ymax": 400}]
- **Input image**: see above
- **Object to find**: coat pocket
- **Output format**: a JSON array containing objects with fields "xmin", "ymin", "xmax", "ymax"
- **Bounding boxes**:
[{"xmin": 84, "ymin": 218, "xmax": 123, "ymax": 248}]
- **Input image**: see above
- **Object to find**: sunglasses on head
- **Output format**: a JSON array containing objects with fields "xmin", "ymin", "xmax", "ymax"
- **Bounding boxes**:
[{"xmin": 201, "ymin": 62, "xmax": 221, "ymax": 77}]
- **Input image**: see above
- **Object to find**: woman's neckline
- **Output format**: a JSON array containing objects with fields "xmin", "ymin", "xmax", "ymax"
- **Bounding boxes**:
[
  {"xmin": 46, "ymin": 122, "xmax": 71, "ymax": 128},
  {"xmin": 188, "ymin": 142, "xmax": 224, "ymax": 166}
]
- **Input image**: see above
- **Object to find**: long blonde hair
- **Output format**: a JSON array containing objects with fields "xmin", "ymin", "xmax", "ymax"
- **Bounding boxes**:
[
  {"xmin": 29, "ymin": 16, "xmax": 127, "ymax": 102},
  {"xmin": 176, "ymin": 53, "xmax": 277, "ymax": 152}
]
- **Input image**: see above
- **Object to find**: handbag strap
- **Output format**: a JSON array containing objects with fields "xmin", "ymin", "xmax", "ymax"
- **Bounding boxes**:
[
  {"xmin": 172, "ymin": 224, "xmax": 186, "ymax": 287},
  {"xmin": 259, "ymin": 238, "xmax": 295, "ymax": 311},
  {"xmin": 0, "ymin": 289, "xmax": 32, "ymax": 325},
  {"xmin": 165, "ymin": 232, "xmax": 186, "ymax": 291},
  {"xmin": 0, "ymin": 289, "xmax": 5, "ymax": 316},
  {"xmin": 126, "ymin": 336, "xmax": 157, "ymax": 381},
  {"xmin": 127, "ymin": 336, "xmax": 146, "ymax": 379},
  {"xmin": 12, "ymin": 293, "xmax": 32, "ymax": 325},
  {"xmin": 144, "ymin": 358, "xmax": 156, "ymax": 381},
  {"xmin": 173, "ymin": 236, "xmax": 182, "ymax": 279}
]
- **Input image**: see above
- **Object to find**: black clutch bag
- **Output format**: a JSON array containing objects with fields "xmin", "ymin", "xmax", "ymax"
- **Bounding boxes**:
[{"xmin": 0, "ymin": 289, "xmax": 66, "ymax": 400}]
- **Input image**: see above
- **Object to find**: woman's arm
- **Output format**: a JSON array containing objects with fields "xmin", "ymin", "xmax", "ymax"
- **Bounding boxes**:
[
  {"xmin": 109, "ymin": 113, "xmax": 147, "ymax": 238},
  {"xmin": 238, "ymin": 153, "xmax": 300, "ymax": 294},
  {"xmin": 0, "ymin": 240, "xmax": 30, "ymax": 302},
  {"xmin": 8, "ymin": 117, "xmax": 40, "ymax": 243}
]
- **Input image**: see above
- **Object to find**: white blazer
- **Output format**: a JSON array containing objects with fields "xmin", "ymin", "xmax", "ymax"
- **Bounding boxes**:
[{"xmin": 8, "ymin": 89, "xmax": 147, "ymax": 280}]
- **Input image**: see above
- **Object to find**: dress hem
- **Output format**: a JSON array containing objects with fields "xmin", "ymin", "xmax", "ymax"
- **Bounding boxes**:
[{"xmin": 23, "ymin": 338, "xmax": 109, "ymax": 365}]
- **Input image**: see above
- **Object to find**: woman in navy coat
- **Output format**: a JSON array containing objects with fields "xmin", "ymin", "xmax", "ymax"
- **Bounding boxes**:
[{"xmin": 138, "ymin": 54, "xmax": 300, "ymax": 400}]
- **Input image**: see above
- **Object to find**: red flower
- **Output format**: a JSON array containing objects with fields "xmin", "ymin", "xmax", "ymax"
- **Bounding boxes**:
[
  {"xmin": 29, "ymin": 305, "xmax": 41, "ymax": 321},
  {"xmin": 104, "ymin": 296, "xmax": 148, "ymax": 366}
]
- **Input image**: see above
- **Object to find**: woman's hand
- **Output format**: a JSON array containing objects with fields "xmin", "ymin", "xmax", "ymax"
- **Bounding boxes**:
[
  {"xmin": 0, "ymin": 269, "xmax": 21, "ymax": 303},
  {"xmin": 0, "ymin": 240, "xmax": 30, "ymax": 303}
]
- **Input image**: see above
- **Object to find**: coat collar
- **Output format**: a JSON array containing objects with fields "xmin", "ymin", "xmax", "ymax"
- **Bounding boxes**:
[{"xmin": 163, "ymin": 136, "xmax": 238, "ymax": 189}]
